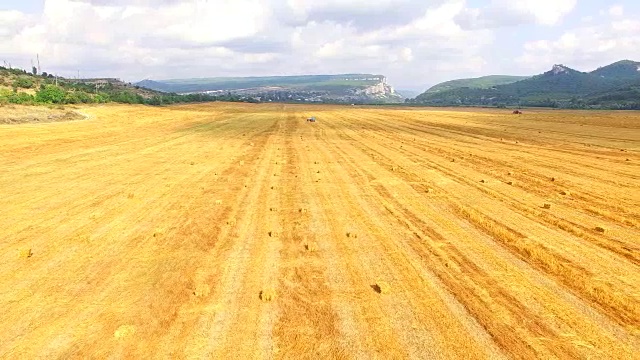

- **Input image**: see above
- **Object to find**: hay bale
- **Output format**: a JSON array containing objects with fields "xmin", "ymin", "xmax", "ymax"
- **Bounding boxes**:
[
  {"xmin": 260, "ymin": 289, "xmax": 276, "ymax": 302},
  {"xmin": 268, "ymin": 231, "xmax": 279, "ymax": 237},
  {"xmin": 114, "ymin": 325, "xmax": 136, "ymax": 339},
  {"xmin": 19, "ymin": 248, "xmax": 33, "ymax": 258},
  {"xmin": 551, "ymin": 177, "xmax": 556, "ymax": 182},
  {"xmin": 305, "ymin": 242, "xmax": 319, "ymax": 252},
  {"xmin": 127, "ymin": 193, "xmax": 134, "ymax": 199},
  {"xmin": 372, "ymin": 281, "xmax": 391, "ymax": 294},
  {"xmin": 543, "ymin": 203, "xmax": 551, "ymax": 209},
  {"xmin": 506, "ymin": 181, "xmax": 513, "ymax": 185},
  {"xmin": 507, "ymin": 171, "xmax": 513, "ymax": 176},
  {"xmin": 226, "ymin": 218, "xmax": 236, "ymax": 226},
  {"xmin": 193, "ymin": 283, "xmax": 210, "ymax": 298},
  {"xmin": 269, "ymin": 207, "xmax": 278, "ymax": 212},
  {"xmin": 560, "ymin": 190, "xmax": 570, "ymax": 196},
  {"xmin": 426, "ymin": 188, "xmax": 434, "ymax": 193},
  {"xmin": 215, "ymin": 199, "xmax": 223, "ymax": 205},
  {"xmin": 346, "ymin": 232, "xmax": 358, "ymax": 238},
  {"xmin": 190, "ymin": 161, "xmax": 195, "ymax": 165},
  {"xmin": 239, "ymin": 160, "xmax": 245, "ymax": 165},
  {"xmin": 594, "ymin": 226, "xmax": 606, "ymax": 233},
  {"xmin": 298, "ymin": 208, "xmax": 308, "ymax": 213},
  {"xmin": 480, "ymin": 179, "xmax": 486, "ymax": 183}
]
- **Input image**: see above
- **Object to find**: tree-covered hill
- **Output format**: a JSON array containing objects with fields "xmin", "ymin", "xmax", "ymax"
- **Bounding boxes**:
[
  {"xmin": 422, "ymin": 75, "xmax": 530, "ymax": 95},
  {"xmin": 410, "ymin": 61, "xmax": 640, "ymax": 109}
]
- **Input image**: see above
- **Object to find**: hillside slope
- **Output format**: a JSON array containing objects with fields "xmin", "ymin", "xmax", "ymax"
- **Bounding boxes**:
[
  {"xmin": 424, "ymin": 75, "xmax": 530, "ymax": 94},
  {"xmin": 591, "ymin": 60, "xmax": 640, "ymax": 80}
]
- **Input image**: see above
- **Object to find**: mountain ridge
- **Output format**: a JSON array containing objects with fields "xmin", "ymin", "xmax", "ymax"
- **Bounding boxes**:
[
  {"xmin": 136, "ymin": 74, "xmax": 402, "ymax": 103},
  {"xmin": 410, "ymin": 60, "xmax": 640, "ymax": 109}
]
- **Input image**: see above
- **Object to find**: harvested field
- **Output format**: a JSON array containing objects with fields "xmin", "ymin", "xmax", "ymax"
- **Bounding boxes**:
[{"xmin": 1, "ymin": 103, "xmax": 639, "ymax": 359}]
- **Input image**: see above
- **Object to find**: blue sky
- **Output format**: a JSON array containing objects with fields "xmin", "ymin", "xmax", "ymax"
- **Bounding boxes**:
[{"xmin": 1, "ymin": 0, "xmax": 638, "ymax": 90}]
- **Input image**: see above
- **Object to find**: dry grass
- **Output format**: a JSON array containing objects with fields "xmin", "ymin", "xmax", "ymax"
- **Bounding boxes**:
[
  {"xmin": 194, "ymin": 283, "xmax": 211, "ymax": 298},
  {"xmin": 1, "ymin": 103, "xmax": 639, "ymax": 359},
  {"xmin": 114, "ymin": 325, "xmax": 136, "ymax": 339},
  {"xmin": 454, "ymin": 203, "xmax": 639, "ymax": 328}
]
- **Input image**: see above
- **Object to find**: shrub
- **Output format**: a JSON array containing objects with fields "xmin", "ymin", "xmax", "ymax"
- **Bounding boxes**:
[
  {"xmin": 13, "ymin": 76, "xmax": 34, "ymax": 89},
  {"xmin": 36, "ymin": 85, "xmax": 66, "ymax": 104},
  {"xmin": 7, "ymin": 92, "xmax": 34, "ymax": 104}
]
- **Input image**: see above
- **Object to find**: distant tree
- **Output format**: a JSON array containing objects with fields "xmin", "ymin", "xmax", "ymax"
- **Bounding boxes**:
[
  {"xmin": 32, "ymin": 66, "xmax": 37, "ymax": 76},
  {"xmin": 42, "ymin": 71, "xmax": 48, "ymax": 78}
]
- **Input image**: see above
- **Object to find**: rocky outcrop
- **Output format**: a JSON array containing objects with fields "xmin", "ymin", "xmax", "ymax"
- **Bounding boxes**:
[{"xmin": 354, "ymin": 77, "xmax": 399, "ymax": 99}]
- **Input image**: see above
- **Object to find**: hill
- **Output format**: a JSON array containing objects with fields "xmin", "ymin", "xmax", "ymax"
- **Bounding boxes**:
[
  {"xmin": 591, "ymin": 60, "xmax": 640, "ymax": 80},
  {"xmin": 0, "ymin": 66, "xmax": 262, "ymax": 106},
  {"xmin": 424, "ymin": 75, "xmax": 530, "ymax": 94},
  {"xmin": 410, "ymin": 60, "xmax": 640, "ymax": 109},
  {"xmin": 136, "ymin": 74, "xmax": 403, "ymax": 103}
]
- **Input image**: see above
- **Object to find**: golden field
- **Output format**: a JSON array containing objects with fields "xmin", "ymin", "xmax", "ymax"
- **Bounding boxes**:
[{"xmin": 1, "ymin": 103, "xmax": 639, "ymax": 359}]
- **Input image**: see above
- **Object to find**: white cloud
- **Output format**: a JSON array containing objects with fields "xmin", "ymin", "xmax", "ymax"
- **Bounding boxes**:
[
  {"xmin": 517, "ymin": 17, "xmax": 640, "ymax": 72},
  {"xmin": 609, "ymin": 5, "xmax": 624, "ymax": 17},
  {"xmin": 0, "ymin": 0, "xmax": 497, "ymax": 88},
  {"xmin": 456, "ymin": 0, "xmax": 577, "ymax": 29}
]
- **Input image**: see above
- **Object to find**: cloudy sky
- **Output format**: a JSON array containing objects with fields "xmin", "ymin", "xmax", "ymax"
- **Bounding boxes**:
[{"xmin": 1, "ymin": 0, "xmax": 638, "ymax": 90}]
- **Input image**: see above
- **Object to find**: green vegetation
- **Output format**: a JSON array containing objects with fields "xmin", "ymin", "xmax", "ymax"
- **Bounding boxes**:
[
  {"xmin": 410, "ymin": 61, "xmax": 640, "ymax": 109},
  {"xmin": 424, "ymin": 75, "xmax": 530, "ymax": 94},
  {"xmin": 0, "ymin": 66, "xmax": 248, "ymax": 106},
  {"xmin": 13, "ymin": 76, "xmax": 35, "ymax": 89}
]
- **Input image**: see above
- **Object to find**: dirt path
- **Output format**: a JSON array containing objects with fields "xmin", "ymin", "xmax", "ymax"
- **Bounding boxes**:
[{"xmin": 1, "ymin": 103, "xmax": 638, "ymax": 359}]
